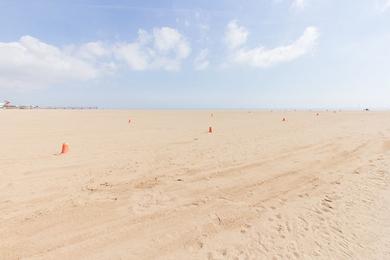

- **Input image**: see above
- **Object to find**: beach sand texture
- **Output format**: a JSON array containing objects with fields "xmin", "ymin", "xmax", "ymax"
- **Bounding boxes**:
[{"xmin": 1, "ymin": 110, "xmax": 390, "ymax": 259}]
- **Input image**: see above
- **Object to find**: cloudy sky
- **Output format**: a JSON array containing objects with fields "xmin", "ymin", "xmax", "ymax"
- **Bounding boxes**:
[{"xmin": 1, "ymin": 0, "xmax": 390, "ymax": 108}]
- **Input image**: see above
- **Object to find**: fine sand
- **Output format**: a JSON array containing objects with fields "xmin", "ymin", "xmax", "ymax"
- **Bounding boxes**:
[{"xmin": 1, "ymin": 110, "xmax": 390, "ymax": 259}]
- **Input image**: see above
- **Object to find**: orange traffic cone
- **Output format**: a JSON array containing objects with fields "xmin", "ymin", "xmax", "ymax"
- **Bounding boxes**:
[
  {"xmin": 61, "ymin": 143, "xmax": 69, "ymax": 154},
  {"xmin": 208, "ymin": 126, "xmax": 213, "ymax": 133}
]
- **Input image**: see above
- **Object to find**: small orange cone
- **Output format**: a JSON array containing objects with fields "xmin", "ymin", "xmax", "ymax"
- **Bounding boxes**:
[
  {"xmin": 61, "ymin": 143, "xmax": 69, "ymax": 154},
  {"xmin": 208, "ymin": 126, "xmax": 213, "ymax": 133}
]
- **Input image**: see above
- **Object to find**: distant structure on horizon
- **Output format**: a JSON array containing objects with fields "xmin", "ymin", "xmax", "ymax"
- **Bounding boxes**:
[
  {"xmin": 0, "ymin": 100, "xmax": 97, "ymax": 110},
  {"xmin": 0, "ymin": 100, "xmax": 11, "ymax": 109},
  {"xmin": 0, "ymin": 100, "xmax": 21, "ymax": 109}
]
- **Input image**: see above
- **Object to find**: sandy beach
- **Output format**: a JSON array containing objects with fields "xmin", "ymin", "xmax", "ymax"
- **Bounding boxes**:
[{"xmin": 1, "ymin": 110, "xmax": 390, "ymax": 259}]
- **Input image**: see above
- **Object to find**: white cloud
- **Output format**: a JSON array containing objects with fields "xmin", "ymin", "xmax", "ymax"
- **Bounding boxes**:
[
  {"xmin": 114, "ymin": 42, "xmax": 149, "ymax": 71},
  {"xmin": 0, "ymin": 26, "xmax": 191, "ymax": 89},
  {"xmin": 224, "ymin": 20, "xmax": 249, "ymax": 49},
  {"xmin": 225, "ymin": 22, "xmax": 319, "ymax": 68},
  {"xmin": 194, "ymin": 49, "xmax": 209, "ymax": 70},
  {"xmin": 292, "ymin": 0, "xmax": 305, "ymax": 9},
  {"xmin": 76, "ymin": 41, "xmax": 110, "ymax": 60},
  {"xmin": 0, "ymin": 36, "xmax": 98, "ymax": 89},
  {"xmin": 114, "ymin": 27, "xmax": 191, "ymax": 71},
  {"xmin": 384, "ymin": 0, "xmax": 390, "ymax": 11}
]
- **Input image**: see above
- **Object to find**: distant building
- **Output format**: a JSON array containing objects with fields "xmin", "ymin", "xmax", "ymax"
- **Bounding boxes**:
[{"xmin": 0, "ymin": 100, "xmax": 10, "ymax": 108}]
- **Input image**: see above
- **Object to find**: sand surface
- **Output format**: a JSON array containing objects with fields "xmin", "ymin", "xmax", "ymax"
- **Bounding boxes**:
[{"xmin": 1, "ymin": 110, "xmax": 390, "ymax": 259}]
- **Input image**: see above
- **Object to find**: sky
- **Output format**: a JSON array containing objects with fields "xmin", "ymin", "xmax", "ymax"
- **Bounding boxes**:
[{"xmin": 0, "ymin": 0, "xmax": 390, "ymax": 109}]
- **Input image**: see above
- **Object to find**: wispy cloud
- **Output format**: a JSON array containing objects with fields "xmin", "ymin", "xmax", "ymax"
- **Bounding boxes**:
[
  {"xmin": 383, "ymin": 0, "xmax": 390, "ymax": 11},
  {"xmin": 194, "ymin": 49, "xmax": 209, "ymax": 70},
  {"xmin": 224, "ymin": 21, "xmax": 319, "ymax": 68},
  {"xmin": 291, "ymin": 0, "xmax": 306, "ymax": 10},
  {"xmin": 78, "ymin": 3, "xmax": 234, "ymax": 17},
  {"xmin": 224, "ymin": 20, "xmax": 249, "ymax": 49}
]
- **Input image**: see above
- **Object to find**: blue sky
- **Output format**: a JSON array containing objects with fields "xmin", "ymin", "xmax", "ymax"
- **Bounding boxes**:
[{"xmin": 0, "ymin": 0, "xmax": 390, "ymax": 109}]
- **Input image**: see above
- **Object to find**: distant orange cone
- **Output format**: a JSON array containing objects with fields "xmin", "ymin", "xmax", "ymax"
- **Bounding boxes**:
[
  {"xmin": 61, "ymin": 143, "xmax": 69, "ymax": 154},
  {"xmin": 208, "ymin": 126, "xmax": 213, "ymax": 133}
]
